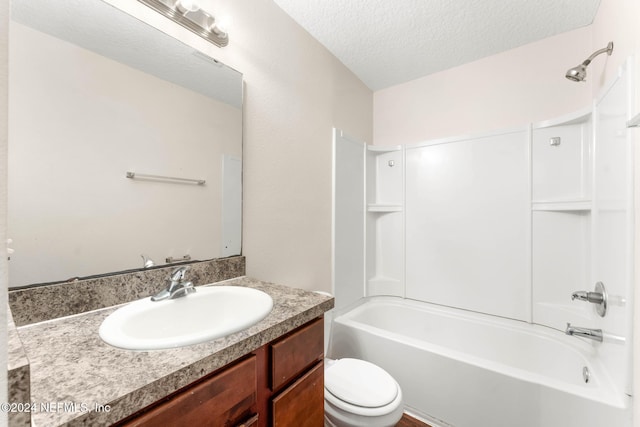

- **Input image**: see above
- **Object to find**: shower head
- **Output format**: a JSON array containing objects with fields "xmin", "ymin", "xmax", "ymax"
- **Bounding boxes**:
[
  {"xmin": 565, "ymin": 63, "xmax": 588, "ymax": 82},
  {"xmin": 565, "ymin": 42, "xmax": 614, "ymax": 82}
]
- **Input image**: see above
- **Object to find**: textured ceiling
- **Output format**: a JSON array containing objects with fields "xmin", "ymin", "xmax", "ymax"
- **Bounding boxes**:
[{"xmin": 273, "ymin": 0, "xmax": 601, "ymax": 90}]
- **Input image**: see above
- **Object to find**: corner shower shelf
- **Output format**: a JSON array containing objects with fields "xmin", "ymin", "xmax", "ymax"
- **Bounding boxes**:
[
  {"xmin": 531, "ymin": 199, "xmax": 592, "ymax": 212},
  {"xmin": 627, "ymin": 112, "xmax": 640, "ymax": 128},
  {"xmin": 367, "ymin": 145, "xmax": 402, "ymax": 153},
  {"xmin": 367, "ymin": 204, "xmax": 403, "ymax": 213}
]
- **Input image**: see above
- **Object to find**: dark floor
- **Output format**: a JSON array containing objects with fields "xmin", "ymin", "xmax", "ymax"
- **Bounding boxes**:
[{"xmin": 396, "ymin": 413, "xmax": 432, "ymax": 427}]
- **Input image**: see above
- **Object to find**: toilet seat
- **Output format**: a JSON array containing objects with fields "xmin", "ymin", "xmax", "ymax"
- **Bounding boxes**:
[{"xmin": 325, "ymin": 358, "xmax": 401, "ymax": 417}]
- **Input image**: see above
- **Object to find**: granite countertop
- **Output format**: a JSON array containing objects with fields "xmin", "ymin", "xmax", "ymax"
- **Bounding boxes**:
[{"xmin": 14, "ymin": 277, "xmax": 334, "ymax": 426}]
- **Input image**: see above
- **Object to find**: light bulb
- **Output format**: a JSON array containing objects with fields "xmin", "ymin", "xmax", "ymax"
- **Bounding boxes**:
[
  {"xmin": 211, "ymin": 14, "xmax": 232, "ymax": 36},
  {"xmin": 176, "ymin": 0, "xmax": 200, "ymax": 13}
]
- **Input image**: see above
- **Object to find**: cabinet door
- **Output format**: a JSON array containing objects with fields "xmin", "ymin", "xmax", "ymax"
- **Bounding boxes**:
[
  {"xmin": 122, "ymin": 355, "xmax": 257, "ymax": 427},
  {"xmin": 270, "ymin": 317, "xmax": 323, "ymax": 391},
  {"xmin": 272, "ymin": 361, "xmax": 324, "ymax": 427}
]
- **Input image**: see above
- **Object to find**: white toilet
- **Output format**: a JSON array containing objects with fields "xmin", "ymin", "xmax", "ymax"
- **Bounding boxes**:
[{"xmin": 324, "ymin": 358, "xmax": 404, "ymax": 427}]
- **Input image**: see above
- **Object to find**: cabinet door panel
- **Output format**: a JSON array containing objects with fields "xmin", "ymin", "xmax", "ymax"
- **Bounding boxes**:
[
  {"xmin": 123, "ymin": 355, "xmax": 257, "ymax": 427},
  {"xmin": 272, "ymin": 361, "xmax": 324, "ymax": 427},
  {"xmin": 271, "ymin": 317, "xmax": 323, "ymax": 391}
]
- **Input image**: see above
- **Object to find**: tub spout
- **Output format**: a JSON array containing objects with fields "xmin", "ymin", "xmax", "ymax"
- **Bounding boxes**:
[{"xmin": 565, "ymin": 323, "xmax": 603, "ymax": 342}]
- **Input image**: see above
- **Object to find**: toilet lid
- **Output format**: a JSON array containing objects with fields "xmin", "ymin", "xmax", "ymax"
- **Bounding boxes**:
[{"xmin": 325, "ymin": 358, "xmax": 398, "ymax": 408}]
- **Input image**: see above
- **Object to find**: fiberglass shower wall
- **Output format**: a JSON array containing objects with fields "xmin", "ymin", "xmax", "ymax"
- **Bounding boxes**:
[
  {"xmin": 332, "ymin": 130, "xmax": 405, "ymax": 310},
  {"xmin": 405, "ymin": 129, "xmax": 531, "ymax": 321}
]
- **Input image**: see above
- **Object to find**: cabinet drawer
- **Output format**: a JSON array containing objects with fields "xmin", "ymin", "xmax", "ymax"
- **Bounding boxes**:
[
  {"xmin": 272, "ymin": 361, "xmax": 324, "ymax": 427},
  {"xmin": 270, "ymin": 317, "xmax": 323, "ymax": 391},
  {"xmin": 122, "ymin": 355, "xmax": 257, "ymax": 427}
]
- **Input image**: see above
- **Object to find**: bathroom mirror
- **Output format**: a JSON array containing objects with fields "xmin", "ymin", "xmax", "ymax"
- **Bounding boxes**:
[{"xmin": 8, "ymin": 0, "xmax": 243, "ymax": 287}]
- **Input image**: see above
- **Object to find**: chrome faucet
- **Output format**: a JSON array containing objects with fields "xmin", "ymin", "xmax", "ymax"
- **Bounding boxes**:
[
  {"xmin": 571, "ymin": 291, "xmax": 604, "ymax": 304},
  {"xmin": 151, "ymin": 266, "xmax": 196, "ymax": 301},
  {"xmin": 141, "ymin": 254, "xmax": 155, "ymax": 268},
  {"xmin": 565, "ymin": 323, "xmax": 603, "ymax": 342},
  {"xmin": 570, "ymin": 282, "xmax": 607, "ymax": 317}
]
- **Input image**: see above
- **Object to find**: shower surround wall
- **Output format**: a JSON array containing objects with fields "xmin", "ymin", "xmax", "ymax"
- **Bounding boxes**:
[
  {"xmin": 405, "ymin": 129, "xmax": 530, "ymax": 321},
  {"xmin": 332, "ymin": 61, "xmax": 634, "ymax": 420}
]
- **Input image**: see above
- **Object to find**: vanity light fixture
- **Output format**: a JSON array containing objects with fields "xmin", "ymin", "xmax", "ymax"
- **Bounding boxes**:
[{"xmin": 138, "ymin": 0, "xmax": 229, "ymax": 47}]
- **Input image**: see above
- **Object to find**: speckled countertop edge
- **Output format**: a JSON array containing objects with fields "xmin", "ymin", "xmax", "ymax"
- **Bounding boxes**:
[
  {"xmin": 15, "ymin": 277, "xmax": 334, "ymax": 426},
  {"xmin": 7, "ymin": 305, "xmax": 28, "ymax": 375},
  {"xmin": 7, "ymin": 305, "xmax": 31, "ymax": 427}
]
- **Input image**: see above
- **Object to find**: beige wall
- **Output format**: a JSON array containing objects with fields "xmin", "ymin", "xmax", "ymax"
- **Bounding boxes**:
[
  {"xmin": 105, "ymin": 0, "xmax": 373, "ymax": 292},
  {"xmin": 220, "ymin": 0, "xmax": 372, "ymax": 292},
  {"xmin": 591, "ymin": 0, "xmax": 638, "ymax": 98},
  {"xmin": 373, "ymin": 26, "xmax": 593, "ymax": 145}
]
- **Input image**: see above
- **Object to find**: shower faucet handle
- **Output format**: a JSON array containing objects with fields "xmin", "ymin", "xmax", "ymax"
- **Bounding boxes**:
[
  {"xmin": 570, "ymin": 282, "xmax": 607, "ymax": 317},
  {"xmin": 571, "ymin": 291, "xmax": 604, "ymax": 304}
]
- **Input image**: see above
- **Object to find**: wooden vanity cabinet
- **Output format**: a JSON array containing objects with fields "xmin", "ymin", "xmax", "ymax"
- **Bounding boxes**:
[{"xmin": 117, "ymin": 317, "xmax": 324, "ymax": 427}]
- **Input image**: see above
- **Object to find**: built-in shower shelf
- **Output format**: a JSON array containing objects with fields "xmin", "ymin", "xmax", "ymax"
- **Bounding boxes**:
[
  {"xmin": 627, "ymin": 112, "xmax": 640, "ymax": 128},
  {"xmin": 367, "ymin": 204, "xmax": 403, "ymax": 212},
  {"xmin": 367, "ymin": 145, "xmax": 402, "ymax": 153},
  {"xmin": 531, "ymin": 199, "xmax": 591, "ymax": 212}
]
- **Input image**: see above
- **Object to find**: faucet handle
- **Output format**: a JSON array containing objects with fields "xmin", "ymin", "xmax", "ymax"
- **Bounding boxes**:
[
  {"xmin": 151, "ymin": 265, "xmax": 194, "ymax": 301},
  {"xmin": 571, "ymin": 291, "xmax": 588, "ymax": 301},
  {"xmin": 571, "ymin": 291, "xmax": 604, "ymax": 304},
  {"xmin": 570, "ymin": 282, "xmax": 607, "ymax": 317},
  {"xmin": 141, "ymin": 254, "xmax": 155, "ymax": 268},
  {"xmin": 170, "ymin": 265, "xmax": 190, "ymax": 282}
]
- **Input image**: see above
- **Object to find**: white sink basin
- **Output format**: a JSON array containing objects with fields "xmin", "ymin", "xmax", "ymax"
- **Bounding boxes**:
[{"xmin": 99, "ymin": 286, "xmax": 273, "ymax": 350}]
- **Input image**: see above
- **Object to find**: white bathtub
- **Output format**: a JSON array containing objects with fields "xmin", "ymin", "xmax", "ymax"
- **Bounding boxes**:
[{"xmin": 328, "ymin": 297, "xmax": 632, "ymax": 427}]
